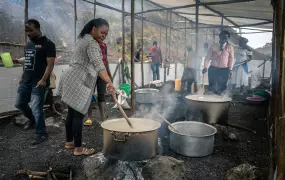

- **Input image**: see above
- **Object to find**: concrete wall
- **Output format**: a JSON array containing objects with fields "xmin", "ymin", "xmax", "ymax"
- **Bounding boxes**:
[{"xmin": 0, "ymin": 60, "xmax": 270, "ymax": 113}]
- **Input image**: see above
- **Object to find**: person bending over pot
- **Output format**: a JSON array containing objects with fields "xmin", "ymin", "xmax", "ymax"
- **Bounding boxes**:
[{"xmin": 57, "ymin": 18, "xmax": 115, "ymax": 156}]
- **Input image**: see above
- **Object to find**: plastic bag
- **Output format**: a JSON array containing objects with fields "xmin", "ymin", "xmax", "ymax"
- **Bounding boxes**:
[{"xmin": 112, "ymin": 90, "xmax": 130, "ymax": 109}]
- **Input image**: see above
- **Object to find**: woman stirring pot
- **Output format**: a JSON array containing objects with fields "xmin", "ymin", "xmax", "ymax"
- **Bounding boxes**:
[{"xmin": 57, "ymin": 18, "xmax": 115, "ymax": 156}]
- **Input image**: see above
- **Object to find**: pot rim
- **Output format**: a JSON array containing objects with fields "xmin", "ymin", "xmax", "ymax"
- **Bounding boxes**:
[
  {"xmin": 169, "ymin": 121, "xmax": 217, "ymax": 137},
  {"xmin": 101, "ymin": 118, "xmax": 161, "ymax": 133},
  {"xmin": 185, "ymin": 95, "xmax": 232, "ymax": 103},
  {"xmin": 135, "ymin": 88, "xmax": 159, "ymax": 93}
]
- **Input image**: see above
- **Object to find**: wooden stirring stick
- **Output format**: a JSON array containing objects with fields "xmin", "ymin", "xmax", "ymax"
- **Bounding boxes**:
[
  {"xmin": 156, "ymin": 113, "xmax": 180, "ymax": 133},
  {"xmin": 112, "ymin": 92, "xmax": 133, "ymax": 128}
]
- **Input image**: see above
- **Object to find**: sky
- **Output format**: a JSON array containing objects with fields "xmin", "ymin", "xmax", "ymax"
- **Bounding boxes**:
[{"xmin": 238, "ymin": 29, "xmax": 272, "ymax": 49}]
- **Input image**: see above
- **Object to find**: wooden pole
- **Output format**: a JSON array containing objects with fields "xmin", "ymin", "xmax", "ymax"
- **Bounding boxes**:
[
  {"xmin": 122, "ymin": 0, "xmax": 125, "ymax": 84},
  {"xmin": 168, "ymin": 12, "xmax": 172, "ymax": 76},
  {"xmin": 24, "ymin": 0, "xmax": 28, "ymax": 43},
  {"xmin": 130, "ymin": 0, "xmax": 135, "ymax": 113},
  {"xmin": 164, "ymin": 11, "xmax": 168, "ymax": 82},
  {"xmin": 93, "ymin": 0, "xmax": 96, "ymax": 18},
  {"xmin": 74, "ymin": 0, "xmax": 77, "ymax": 45},
  {"xmin": 275, "ymin": 0, "xmax": 285, "ymax": 178},
  {"xmin": 141, "ymin": 0, "xmax": 144, "ymax": 87}
]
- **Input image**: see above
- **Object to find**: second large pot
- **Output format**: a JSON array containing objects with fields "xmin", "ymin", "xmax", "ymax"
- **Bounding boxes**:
[
  {"xmin": 135, "ymin": 88, "xmax": 159, "ymax": 104},
  {"xmin": 169, "ymin": 121, "xmax": 217, "ymax": 157},
  {"xmin": 101, "ymin": 118, "xmax": 161, "ymax": 161}
]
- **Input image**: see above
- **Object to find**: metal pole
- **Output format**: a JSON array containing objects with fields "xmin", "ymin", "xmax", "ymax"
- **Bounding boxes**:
[
  {"xmin": 93, "ymin": 0, "xmax": 96, "ymax": 18},
  {"xmin": 213, "ymin": 28, "xmax": 216, "ymax": 43},
  {"xmin": 122, "ymin": 0, "xmax": 125, "ymax": 84},
  {"xmin": 130, "ymin": 0, "xmax": 135, "ymax": 113},
  {"xmin": 195, "ymin": 0, "xmax": 199, "ymax": 70},
  {"xmin": 141, "ymin": 0, "xmax": 144, "ymax": 87},
  {"xmin": 184, "ymin": 18, "xmax": 187, "ymax": 68},
  {"xmin": 24, "ymin": 0, "xmax": 28, "ymax": 43},
  {"xmin": 221, "ymin": 17, "xmax": 224, "ymax": 31},
  {"xmin": 74, "ymin": 0, "xmax": 77, "ymax": 45}
]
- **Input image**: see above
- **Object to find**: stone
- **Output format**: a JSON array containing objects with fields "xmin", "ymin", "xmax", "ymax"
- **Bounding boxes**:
[
  {"xmin": 13, "ymin": 115, "xmax": 28, "ymax": 126},
  {"xmin": 141, "ymin": 156, "xmax": 186, "ymax": 180},
  {"xmin": 83, "ymin": 154, "xmax": 185, "ymax": 180},
  {"xmin": 45, "ymin": 117, "xmax": 61, "ymax": 128},
  {"xmin": 228, "ymin": 133, "xmax": 238, "ymax": 141},
  {"xmin": 227, "ymin": 163, "xmax": 262, "ymax": 180}
]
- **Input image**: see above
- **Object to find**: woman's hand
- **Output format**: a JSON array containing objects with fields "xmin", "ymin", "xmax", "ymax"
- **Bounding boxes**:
[{"xmin": 106, "ymin": 82, "xmax": 115, "ymax": 93}]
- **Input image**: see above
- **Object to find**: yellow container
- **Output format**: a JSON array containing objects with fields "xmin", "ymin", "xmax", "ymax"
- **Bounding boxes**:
[
  {"xmin": 1, "ymin": 52, "xmax": 14, "ymax": 68},
  {"xmin": 175, "ymin": 78, "xmax": 181, "ymax": 91}
]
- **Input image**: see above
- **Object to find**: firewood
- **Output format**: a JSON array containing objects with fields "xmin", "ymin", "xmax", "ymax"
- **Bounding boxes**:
[
  {"xmin": 51, "ymin": 173, "xmax": 58, "ymax": 180},
  {"xmin": 28, "ymin": 175, "xmax": 46, "ymax": 179},
  {"xmin": 69, "ymin": 169, "xmax": 73, "ymax": 180},
  {"xmin": 17, "ymin": 168, "xmax": 47, "ymax": 176}
]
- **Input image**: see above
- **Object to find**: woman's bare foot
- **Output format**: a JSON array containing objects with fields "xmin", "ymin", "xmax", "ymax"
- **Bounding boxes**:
[
  {"xmin": 73, "ymin": 147, "xmax": 96, "ymax": 156},
  {"xmin": 64, "ymin": 142, "xmax": 74, "ymax": 149}
]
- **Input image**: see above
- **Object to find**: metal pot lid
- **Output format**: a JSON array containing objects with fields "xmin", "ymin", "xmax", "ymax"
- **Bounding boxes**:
[
  {"xmin": 101, "ymin": 118, "xmax": 161, "ymax": 133},
  {"xmin": 185, "ymin": 95, "xmax": 232, "ymax": 102}
]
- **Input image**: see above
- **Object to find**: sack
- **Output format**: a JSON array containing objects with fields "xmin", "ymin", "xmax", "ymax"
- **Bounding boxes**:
[
  {"xmin": 112, "ymin": 90, "xmax": 130, "ymax": 109},
  {"xmin": 49, "ymin": 71, "xmax": 56, "ymax": 89}
]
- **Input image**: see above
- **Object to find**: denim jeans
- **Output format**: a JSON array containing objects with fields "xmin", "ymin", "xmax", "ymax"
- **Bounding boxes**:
[
  {"xmin": 151, "ymin": 62, "xmax": 160, "ymax": 81},
  {"xmin": 15, "ymin": 83, "xmax": 47, "ymax": 135}
]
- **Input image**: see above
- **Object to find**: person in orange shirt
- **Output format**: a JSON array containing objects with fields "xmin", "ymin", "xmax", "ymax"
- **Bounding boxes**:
[{"xmin": 202, "ymin": 30, "xmax": 234, "ymax": 95}]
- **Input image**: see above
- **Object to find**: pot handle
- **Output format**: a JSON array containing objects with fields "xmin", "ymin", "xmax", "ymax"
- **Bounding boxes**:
[{"xmin": 110, "ymin": 131, "xmax": 130, "ymax": 142}]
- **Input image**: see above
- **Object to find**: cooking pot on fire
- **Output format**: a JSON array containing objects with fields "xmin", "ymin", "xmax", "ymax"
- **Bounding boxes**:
[
  {"xmin": 185, "ymin": 95, "xmax": 232, "ymax": 124},
  {"xmin": 101, "ymin": 118, "xmax": 161, "ymax": 161}
]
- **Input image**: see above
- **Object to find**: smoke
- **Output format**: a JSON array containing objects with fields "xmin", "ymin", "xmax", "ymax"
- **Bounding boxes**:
[{"xmin": 135, "ymin": 81, "xmax": 179, "ymax": 125}]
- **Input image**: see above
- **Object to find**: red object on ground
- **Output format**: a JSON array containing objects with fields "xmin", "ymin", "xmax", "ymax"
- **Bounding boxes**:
[{"xmin": 246, "ymin": 97, "xmax": 266, "ymax": 104}]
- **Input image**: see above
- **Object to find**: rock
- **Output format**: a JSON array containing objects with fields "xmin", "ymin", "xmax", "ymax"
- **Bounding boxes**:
[
  {"xmin": 14, "ymin": 115, "xmax": 28, "ymax": 126},
  {"xmin": 45, "ymin": 117, "xmax": 61, "ymax": 127},
  {"xmin": 228, "ymin": 133, "xmax": 238, "ymax": 141},
  {"xmin": 141, "ymin": 156, "xmax": 186, "ymax": 180},
  {"xmin": 83, "ymin": 154, "xmax": 184, "ymax": 180},
  {"xmin": 45, "ymin": 117, "xmax": 54, "ymax": 126},
  {"xmin": 83, "ymin": 152, "xmax": 108, "ymax": 180},
  {"xmin": 227, "ymin": 163, "xmax": 262, "ymax": 180}
]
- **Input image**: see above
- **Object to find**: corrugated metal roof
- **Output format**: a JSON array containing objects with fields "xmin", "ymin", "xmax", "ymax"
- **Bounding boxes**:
[{"xmin": 149, "ymin": 0, "xmax": 273, "ymax": 29}]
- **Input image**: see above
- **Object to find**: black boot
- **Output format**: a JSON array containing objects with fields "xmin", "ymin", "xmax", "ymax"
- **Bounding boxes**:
[{"xmin": 23, "ymin": 120, "xmax": 35, "ymax": 130}]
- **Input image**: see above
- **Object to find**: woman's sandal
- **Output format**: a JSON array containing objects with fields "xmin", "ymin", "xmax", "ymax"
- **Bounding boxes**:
[
  {"xmin": 73, "ymin": 147, "xmax": 96, "ymax": 156},
  {"xmin": 64, "ymin": 142, "xmax": 75, "ymax": 149},
  {"xmin": 84, "ymin": 119, "xmax": 93, "ymax": 126}
]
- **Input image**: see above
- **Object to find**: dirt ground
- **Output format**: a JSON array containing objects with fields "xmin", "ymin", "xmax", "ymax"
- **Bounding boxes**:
[{"xmin": 0, "ymin": 92, "xmax": 269, "ymax": 180}]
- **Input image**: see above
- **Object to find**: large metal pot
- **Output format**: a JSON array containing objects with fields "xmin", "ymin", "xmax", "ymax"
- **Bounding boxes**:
[
  {"xmin": 101, "ymin": 118, "xmax": 161, "ymax": 161},
  {"xmin": 185, "ymin": 95, "xmax": 231, "ymax": 124},
  {"xmin": 135, "ymin": 88, "xmax": 159, "ymax": 104},
  {"xmin": 169, "ymin": 121, "xmax": 217, "ymax": 157}
]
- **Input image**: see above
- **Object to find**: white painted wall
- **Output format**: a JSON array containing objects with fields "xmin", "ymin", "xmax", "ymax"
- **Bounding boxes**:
[{"xmin": 53, "ymin": 62, "xmax": 185, "ymax": 94}]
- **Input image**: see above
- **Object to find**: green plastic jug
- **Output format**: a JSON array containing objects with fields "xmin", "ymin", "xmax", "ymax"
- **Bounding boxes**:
[{"xmin": 1, "ymin": 52, "xmax": 14, "ymax": 68}]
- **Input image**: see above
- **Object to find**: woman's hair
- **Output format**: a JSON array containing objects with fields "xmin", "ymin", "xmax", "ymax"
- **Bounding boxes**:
[{"xmin": 78, "ymin": 18, "xmax": 109, "ymax": 38}]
